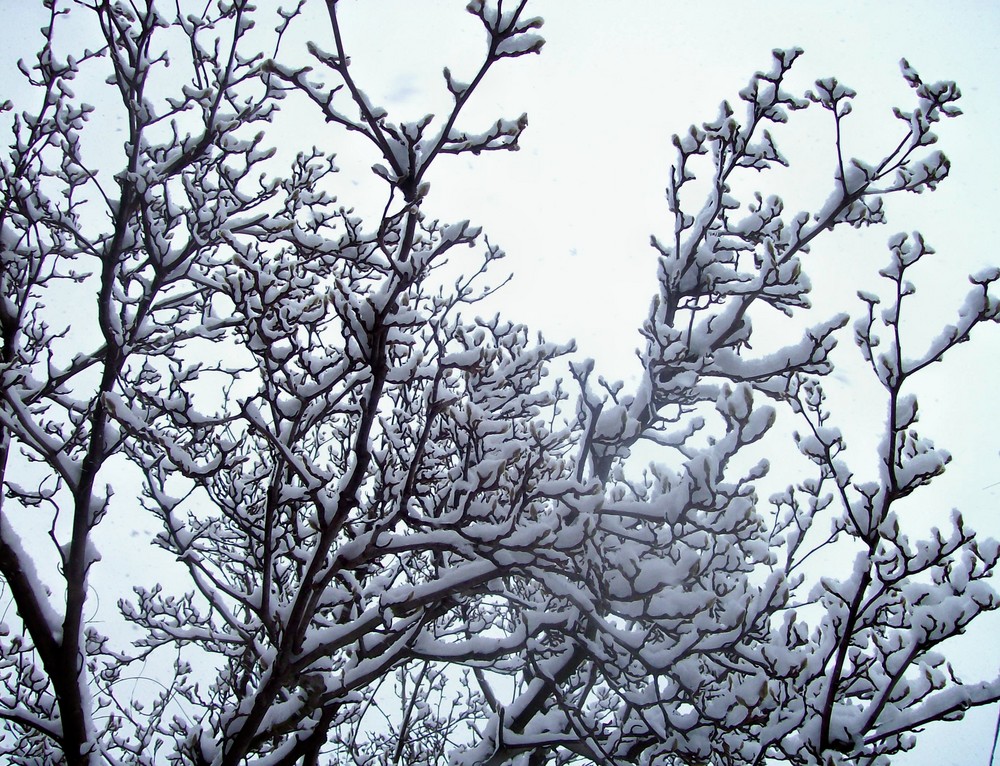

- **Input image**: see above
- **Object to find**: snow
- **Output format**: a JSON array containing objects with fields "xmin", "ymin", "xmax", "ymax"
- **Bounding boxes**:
[
  {"xmin": 0, "ymin": 2, "xmax": 997, "ymax": 763},
  {"xmin": 0, "ymin": 516, "xmax": 65, "ymax": 644}
]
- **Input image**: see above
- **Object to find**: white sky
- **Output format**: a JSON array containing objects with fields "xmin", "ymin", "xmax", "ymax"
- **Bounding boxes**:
[{"xmin": 3, "ymin": 1, "xmax": 999, "ymax": 763}]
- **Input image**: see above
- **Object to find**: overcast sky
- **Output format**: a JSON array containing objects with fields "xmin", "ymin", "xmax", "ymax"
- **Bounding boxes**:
[{"xmin": 3, "ymin": 1, "xmax": 999, "ymax": 762}]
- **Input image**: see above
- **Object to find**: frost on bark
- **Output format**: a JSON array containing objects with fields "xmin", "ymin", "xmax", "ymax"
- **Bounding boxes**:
[{"xmin": 0, "ymin": 2, "xmax": 996, "ymax": 765}]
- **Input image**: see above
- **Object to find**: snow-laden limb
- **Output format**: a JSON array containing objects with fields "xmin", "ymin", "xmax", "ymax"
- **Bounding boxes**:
[
  {"xmin": 265, "ymin": 0, "xmax": 539, "ymax": 220},
  {"xmin": 755, "ymin": 231, "xmax": 999, "ymax": 764}
]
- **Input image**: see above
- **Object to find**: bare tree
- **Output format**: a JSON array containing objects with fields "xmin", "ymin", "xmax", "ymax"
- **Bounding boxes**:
[{"xmin": 0, "ymin": 2, "xmax": 996, "ymax": 765}]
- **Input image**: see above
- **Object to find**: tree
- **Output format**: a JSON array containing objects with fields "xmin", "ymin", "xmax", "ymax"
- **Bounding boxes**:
[{"xmin": 1, "ymin": 1, "xmax": 997, "ymax": 764}]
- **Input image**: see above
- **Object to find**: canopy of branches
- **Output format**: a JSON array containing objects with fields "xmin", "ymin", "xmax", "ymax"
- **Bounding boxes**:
[{"xmin": 0, "ymin": 2, "xmax": 997, "ymax": 765}]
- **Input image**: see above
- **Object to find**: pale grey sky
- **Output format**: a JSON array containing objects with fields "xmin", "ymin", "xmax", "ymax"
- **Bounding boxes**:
[{"xmin": 3, "ymin": 1, "xmax": 999, "ymax": 762}]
